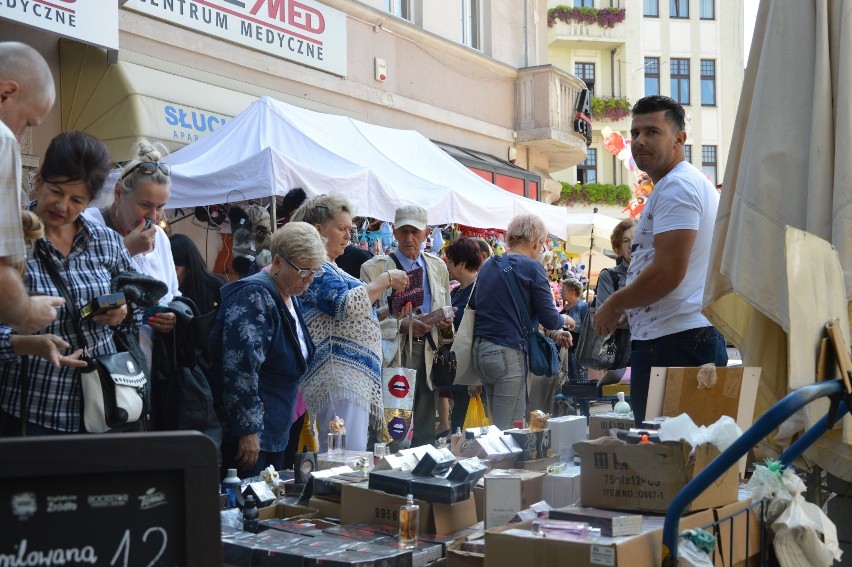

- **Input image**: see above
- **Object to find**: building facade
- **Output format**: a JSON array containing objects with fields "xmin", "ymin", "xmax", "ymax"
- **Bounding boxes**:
[
  {"xmin": 2, "ymin": 0, "xmax": 592, "ymax": 204},
  {"xmin": 547, "ymin": 0, "xmax": 744, "ymax": 191}
]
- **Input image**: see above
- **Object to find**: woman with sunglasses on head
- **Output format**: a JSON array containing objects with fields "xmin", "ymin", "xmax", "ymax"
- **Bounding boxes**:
[
  {"xmin": 209, "ymin": 222, "xmax": 325, "ymax": 477},
  {"xmin": 86, "ymin": 141, "xmax": 179, "ymax": 370},
  {"xmin": 0, "ymin": 131, "xmax": 137, "ymax": 436}
]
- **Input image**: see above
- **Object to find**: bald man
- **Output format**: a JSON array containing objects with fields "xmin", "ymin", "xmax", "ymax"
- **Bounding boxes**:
[{"xmin": 0, "ymin": 41, "xmax": 63, "ymax": 333}]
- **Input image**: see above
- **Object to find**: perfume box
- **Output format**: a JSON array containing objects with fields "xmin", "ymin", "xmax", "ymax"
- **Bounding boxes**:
[
  {"xmin": 446, "ymin": 458, "xmax": 488, "ymax": 486},
  {"xmin": 368, "ymin": 470, "xmax": 415, "ymax": 497},
  {"xmin": 411, "ymin": 446, "xmax": 456, "ymax": 477},
  {"xmin": 409, "ymin": 476, "xmax": 471, "ymax": 505},
  {"xmin": 548, "ymin": 506, "xmax": 642, "ymax": 537}
]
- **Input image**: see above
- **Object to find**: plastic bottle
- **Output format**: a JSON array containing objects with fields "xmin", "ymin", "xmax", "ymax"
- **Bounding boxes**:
[
  {"xmin": 398, "ymin": 494, "xmax": 419, "ymax": 549},
  {"xmin": 222, "ymin": 468, "xmax": 242, "ymax": 509},
  {"xmin": 242, "ymin": 495, "xmax": 259, "ymax": 533}
]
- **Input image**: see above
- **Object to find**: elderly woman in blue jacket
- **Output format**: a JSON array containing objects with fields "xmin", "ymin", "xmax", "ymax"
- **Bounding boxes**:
[{"xmin": 210, "ymin": 221, "xmax": 326, "ymax": 478}]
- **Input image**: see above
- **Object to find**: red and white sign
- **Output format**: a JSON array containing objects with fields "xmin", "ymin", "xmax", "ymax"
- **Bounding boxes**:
[
  {"xmin": 124, "ymin": 0, "xmax": 347, "ymax": 77},
  {"xmin": 0, "ymin": 0, "xmax": 118, "ymax": 50}
]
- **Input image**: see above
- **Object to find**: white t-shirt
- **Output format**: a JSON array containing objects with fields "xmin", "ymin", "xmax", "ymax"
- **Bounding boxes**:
[
  {"xmin": 626, "ymin": 161, "xmax": 719, "ymax": 341},
  {"xmin": 0, "ymin": 121, "xmax": 25, "ymax": 262}
]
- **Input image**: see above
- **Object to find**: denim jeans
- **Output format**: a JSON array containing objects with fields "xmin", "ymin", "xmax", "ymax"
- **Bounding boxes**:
[
  {"xmin": 630, "ymin": 326, "xmax": 728, "ymax": 426},
  {"xmin": 473, "ymin": 337, "xmax": 527, "ymax": 430}
]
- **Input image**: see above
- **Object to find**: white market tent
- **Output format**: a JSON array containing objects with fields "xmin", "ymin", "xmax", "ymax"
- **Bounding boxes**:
[{"xmin": 163, "ymin": 96, "xmax": 577, "ymax": 236}]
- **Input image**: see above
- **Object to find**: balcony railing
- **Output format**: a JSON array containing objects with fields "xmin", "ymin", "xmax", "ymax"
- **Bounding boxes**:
[
  {"xmin": 516, "ymin": 65, "xmax": 589, "ymax": 172},
  {"xmin": 547, "ymin": 5, "xmax": 627, "ymax": 46}
]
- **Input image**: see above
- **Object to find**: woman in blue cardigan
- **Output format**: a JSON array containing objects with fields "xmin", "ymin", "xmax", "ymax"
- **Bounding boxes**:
[{"xmin": 209, "ymin": 221, "xmax": 326, "ymax": 477}]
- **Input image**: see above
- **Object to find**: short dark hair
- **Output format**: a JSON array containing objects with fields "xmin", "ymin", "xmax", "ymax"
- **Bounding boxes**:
[
  {"xmin": 632, "ymin": 95, "xmax": 686, "ymax": 132},
  {"xmin": 445, "ymin": 237, "xmax": 483, "ymax": 271},
  {"xmin": 40, "ymin": 131, "xmax": 113, "ymax": 200},
  {"xmin": 169, "ymin": 233, "xmax": 227, "ymax": 314}
]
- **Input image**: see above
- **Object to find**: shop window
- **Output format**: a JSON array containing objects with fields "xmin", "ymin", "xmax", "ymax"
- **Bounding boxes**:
[
  {"xmin": 574, "ymin": 0, "xmax": 594, "ymax": 6},
  {"xmin": 384, "ymin": 0, "xmax": 412, "ymax": 21},
  {"xmin": 702, "ymin": 145, "xmax": 717, "ymax": 185},
  {"xmin": 644, "ymin": 0, "xmax": 659, "ymax": 17},
  {"xmin": 575, "ymin": 62, "xmax": 596, "ymax": 96},
  {"xmin": 684, "ymin": 144, "xmax": 692, "ymax": 164},
  {"xmin": 670, "ymin": 58, "xmax": 690, "ymax": 105},
  {"xmin": 644, "ymin": 57, "xmax": 660, "ymax": 96},
  {"xmin": 577, "ymin": 148, "xmax": 597, "ymax": 184},
  {"xmin": 461, "ymin": 0, "xmax": 482, "ymax": 51},
  {"xmin": 701, "ymin": 60, "xmax": 716, "ymax": 106},
  {"xmin": 670, "ymin": 0, "xmax": 688, "ymax": 18},
  {"xmin": 700, "ymin": 0, "xmax": 715, "ymax": 20}
]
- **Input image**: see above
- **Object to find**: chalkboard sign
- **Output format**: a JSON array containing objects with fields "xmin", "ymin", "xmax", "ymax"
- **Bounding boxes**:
[{"xmin": 0, "ymin": 431, "xmax": 221, "ymax": 566}]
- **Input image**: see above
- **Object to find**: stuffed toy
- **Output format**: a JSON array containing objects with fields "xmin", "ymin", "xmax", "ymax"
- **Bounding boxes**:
[
  {"xmin": 276, "ymin": 187, "xmax": 307, "ymax": 227},
  {"xmin": 228, "ymin": 204, "xmax": 272, "ymax": 278}
]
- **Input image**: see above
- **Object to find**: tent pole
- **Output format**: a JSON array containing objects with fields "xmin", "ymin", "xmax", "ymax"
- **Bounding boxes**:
[{"xmin": 270, "ymin": 195, "xmax": 278, "ymax": 232}]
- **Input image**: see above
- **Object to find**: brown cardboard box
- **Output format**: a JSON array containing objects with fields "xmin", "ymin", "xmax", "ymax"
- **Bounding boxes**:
[
  {"xmin": 309, "ymin": 496, "xmax": 342, "ymax": 519},
  {"xmin": 447, "ymin": 539, "xmax": 484, "ymax": 567},
  {"xmin": 257, "ymin": 503, "xmax": 318, "ymax": 522},
  {"xmin": 602, "ymin": 383, "xmax": 631, "ymax": 397},
  {"xmin": 588, "ymin": 412, "xmax": 635, "ymax": 440},
  {"xmin": 573, "ymin": 437, "xmax": 738, "ymax": 513},
  {"xmin": 341, "ymin": 484, "xmax": 477, "ymax": 535},
  {"xmin": 513, "ymin": 455, "xmax": 559, "ymax": 472},
  {"xmin": 713, "ymin": 497, "xmax": 764, "ymax": 567},
  {"xmin": 484, "ymin": 509, "xmax": 715, "ymax": 567}
]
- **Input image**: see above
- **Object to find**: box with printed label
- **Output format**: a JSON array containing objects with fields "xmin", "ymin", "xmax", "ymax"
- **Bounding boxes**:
[
  {"xmin": 588, "ymin": 412, "xmax": 635, "ymax": 440},
  {"xmin": 482, "ymin": 469, "xmax": 545, "ymax": 529},
  {"xmin": 573, "ymin": 437, "xmax": 738, "ymax": 513},
  {"xmin": 547, "ymin": 415, "xmax": 587, "ymax": 460}
]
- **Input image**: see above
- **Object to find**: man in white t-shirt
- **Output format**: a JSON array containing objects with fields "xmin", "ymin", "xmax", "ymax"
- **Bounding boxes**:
[
  {"xmin": 0, "ymin": 42, "xmax": 64, "ymax": 334},
  {"xmin": 594, "ymin": 95, "xmax": 727, "ymax": 426}
]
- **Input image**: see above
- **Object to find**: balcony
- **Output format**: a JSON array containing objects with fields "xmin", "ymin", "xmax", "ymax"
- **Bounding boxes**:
[
  {"xmin": 547, "ymin": 5, "xmax": 627, "ymax": 50},
  {"xmin": 515, "ymin": 65, "xmax": 590, "ymax": 172},
  {"xmin": 591, "ymin": 96, "xmax": 632, "ymax": 132}
]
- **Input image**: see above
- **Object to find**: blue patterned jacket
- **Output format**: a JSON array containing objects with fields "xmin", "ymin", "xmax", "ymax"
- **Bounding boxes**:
[{"xmin": 208, "ymin": 272, "xmax": 314, "ymax": 452}]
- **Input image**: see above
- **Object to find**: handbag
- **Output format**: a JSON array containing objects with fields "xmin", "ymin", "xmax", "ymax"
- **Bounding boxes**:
[
  {"xmin": 38, "ymin": 242, "xmax": 148, "ymax": 433},
  {"xmin": 450, "ymin": 281, "xmax": 480, "ymax": 386},
  {"xmin": 425, "ymin": 333, "xmax": 456, "ymax": 387},
  {"xmin": 576, "ymin": 268, "xmax": 631, "ymax": 371},
  {"xmin": 381, "ymin": 316, "xmax": 417, "ymax": 445},
  {"xmin": 497, "ymin": 254, "xmax": 560, "ymax": 377}
]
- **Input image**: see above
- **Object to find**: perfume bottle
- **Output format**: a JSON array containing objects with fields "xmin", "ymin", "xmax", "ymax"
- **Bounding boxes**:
[{"xmin": 398, "ymin": 494, "xmax": 419, "ymax": 549}]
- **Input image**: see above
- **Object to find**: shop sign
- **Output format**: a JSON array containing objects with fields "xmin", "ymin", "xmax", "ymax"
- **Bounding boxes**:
[
  {"xmin": 123, "ymin": 0, "xmax": 347, "ymax": 77},
  {"xmin": 153, "ymin": 102, "xmax": 231, "ymax": 145},
  {"xmin": 0, "ymin": 0, "xmax": 118, "ymax": 50}
]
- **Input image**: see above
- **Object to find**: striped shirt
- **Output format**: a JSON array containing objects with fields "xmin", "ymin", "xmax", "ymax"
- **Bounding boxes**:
[
  {"xmin": 0, "ymin": 216, "xmax": 137, "ymax": 432},
  {"xmin": 0, "ymin": 121, "xmax": 25, "ymax": 262}
]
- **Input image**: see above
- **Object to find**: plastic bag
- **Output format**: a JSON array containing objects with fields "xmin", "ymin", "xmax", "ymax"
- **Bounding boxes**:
[
  {"xmin": 773, "ymin": 493, "xmax": 842, "ymax": 566},
  {"xmin": 298, "ymin": 410, "xmax": 319, "ymax": 453},
  {"xmin": 463, "ymin": 394, "xmax": 491, "ymax": 429},
  {"xmin": 677, "ymin": 529, "xmax": 716, "ymax": 566}
]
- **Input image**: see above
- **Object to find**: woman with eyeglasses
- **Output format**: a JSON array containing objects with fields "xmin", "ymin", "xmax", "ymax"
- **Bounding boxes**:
[
  {"xmin": 86, "ymin": 141, "xmax": 179, "ymax": 371},
  {"xmin": 208, "ymin": 222, "xmax": 325, "ymax": 477},
  {"xmin": 290, "ymin": 195, "xmax": 409, "ymax": 452}
]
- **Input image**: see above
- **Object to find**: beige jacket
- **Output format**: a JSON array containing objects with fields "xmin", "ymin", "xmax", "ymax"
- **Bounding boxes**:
[{"xmin": 361, "ymin": 251, "xmax": 451, "ymax": 390}]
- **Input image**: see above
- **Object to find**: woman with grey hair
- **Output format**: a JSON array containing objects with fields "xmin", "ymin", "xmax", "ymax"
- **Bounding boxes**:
[
  {"xmin": 291, "ymin": 194, "xmax": 409, "ymax": 451},
  {"xmin": 209, "ymin": 222, "xmax": 325, "ymax": 477},
  {"xmin": 470, "ymin": 214, "xmax": 574, "ymax": 429}
]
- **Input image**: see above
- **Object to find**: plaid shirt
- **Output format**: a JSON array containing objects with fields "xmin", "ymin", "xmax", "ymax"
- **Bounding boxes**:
[
  {"xmin": 0, "ymin": 216, "xmax": 137, "ymax": 432},
  {"xmin": 0, "ymin": 121, "xmax": 25, "ymax": 262}
]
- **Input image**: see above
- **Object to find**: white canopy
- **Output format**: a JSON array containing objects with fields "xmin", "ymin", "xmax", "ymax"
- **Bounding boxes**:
[{"xmin": 163, "ymin": 96, "xmax": 573, "ymax": 235}]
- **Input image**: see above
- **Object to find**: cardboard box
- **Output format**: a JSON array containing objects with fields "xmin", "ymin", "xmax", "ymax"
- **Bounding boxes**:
[
  {"xmin": 513, "ymin": 455, "xmax": 559, "ymax": 472},
  {"xmin": 484, "ymin": 509, "xmax": 715, "ymax": 567},
  {"xmin": 714, "ymin": 497, "xmax": 764, "ymax": 567},
  {"xmin": 548, "ymin": 506, "xmax": 642, "ymax": 537},
  {"xmin": 482, "ymin": 469, "xmax": 545, "ymax": 529},
  {"xmin": 573, "ymin": 437, "xmax": 738, "ymax": 514},
  {"xmin": 309, "ymin": 496, "xmax": 341, "ymax": 519},
  {"xmin": 602, "ymin": 383, "xmax": 631, "ymax": 397},
  {"xmin": 447, "ymin": 539, "xmax": 484, "ymax": 567},
  {"xmin": 588, "ymin": 412, "xmax": 635, "ymax": 440},
  {"xmin": 546, "ymin": 415, "xmax": 587, "ymax": 460},
  {"xmin": 341, "ymin": 484, "xmax": 477, "ymax": 535},
  {"xmin": 257, "ymin": 503, "xmax": 318, "ymax": 522}
]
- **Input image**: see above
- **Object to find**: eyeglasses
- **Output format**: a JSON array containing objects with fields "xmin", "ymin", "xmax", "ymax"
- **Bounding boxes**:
[
  {"xmin": 120, "ymin": 161, "xmax": 171, "ymax": 181},
  {"xmin": 284, "ymin": 255, "xmax": 324, "ymax": 278}
]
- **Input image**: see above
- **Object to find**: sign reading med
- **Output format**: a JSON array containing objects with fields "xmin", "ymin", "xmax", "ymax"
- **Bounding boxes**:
[
  {"xmin": 0, "ymin": 0, "xmax": 119, "ymax": 50},
  {"xmin": 123, "ymin": 0, "xmax": 347, "ymax": 77}
]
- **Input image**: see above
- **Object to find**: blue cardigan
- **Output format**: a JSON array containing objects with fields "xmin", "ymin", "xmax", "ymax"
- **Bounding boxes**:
[
  {"xmin": 209, "ymin": 272, "xmax": 315, "ymax": 452},
  {"xmin": 472, "ymin": 254, "xmax": 564, "ymax": 352}
]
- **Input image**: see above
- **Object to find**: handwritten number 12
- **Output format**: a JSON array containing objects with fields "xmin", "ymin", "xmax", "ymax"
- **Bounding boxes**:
[{"xmin": 109, "ymin": 528, "xmax": 168, "ymax": 567}]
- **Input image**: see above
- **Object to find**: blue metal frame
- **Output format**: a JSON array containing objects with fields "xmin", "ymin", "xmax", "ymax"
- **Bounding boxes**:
[{"xmin": 662, "ymin": 379, "xmax": 847, "ymax": 565}]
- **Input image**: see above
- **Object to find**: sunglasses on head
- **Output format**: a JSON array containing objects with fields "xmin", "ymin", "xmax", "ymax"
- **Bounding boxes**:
[{"xmin": 120, "ymin": 161, "xmax": 171, "ymax": 181}]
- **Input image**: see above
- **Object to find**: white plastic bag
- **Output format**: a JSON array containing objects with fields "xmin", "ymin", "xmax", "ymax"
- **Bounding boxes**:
[{"xmin": 772, "ymin": 493, "xmax": 842, "ymax": 566}]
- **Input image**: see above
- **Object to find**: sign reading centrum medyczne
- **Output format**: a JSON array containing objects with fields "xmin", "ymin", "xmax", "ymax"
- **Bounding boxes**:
[
  {"xmin": 0, "ymin": 0, "xmax": 119, "ymax": 51},
  {"xmin": 123, "ymin": 0, "xmax": 347, "ymax": 77}
]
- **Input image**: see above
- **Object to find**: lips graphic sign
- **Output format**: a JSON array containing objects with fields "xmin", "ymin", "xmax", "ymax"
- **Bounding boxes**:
[{"xmin": 382, "ymin": 366, "xmax": 416, "ymax": 445}]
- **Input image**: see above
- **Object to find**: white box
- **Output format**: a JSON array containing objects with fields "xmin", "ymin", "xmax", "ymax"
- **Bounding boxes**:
[
  {"xmin": 541, "ymin": 464, "xmax": 582, "ymax": 509},
  {"xmin": 546, "ymin": 415, "xmax": 587, "ymax": 460},
  {"xmin": 485, "ymin": 476, "xmax": 522, "ymax": 529}
]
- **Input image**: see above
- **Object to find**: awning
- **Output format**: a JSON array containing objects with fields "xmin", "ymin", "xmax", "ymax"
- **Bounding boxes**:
[{"xmin": 59, "ymin": 39, "xmax": 255, "ymax": 162}]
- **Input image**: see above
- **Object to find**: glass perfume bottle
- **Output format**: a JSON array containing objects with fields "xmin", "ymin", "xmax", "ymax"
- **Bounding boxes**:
[{"xmin": 398, "ymin": 494, "xmax": 419, "ymax": 549}]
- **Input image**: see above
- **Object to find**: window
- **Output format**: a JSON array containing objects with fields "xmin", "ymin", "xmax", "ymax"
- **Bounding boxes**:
[
  {"xmin": 670, "ymin": 58, "xmax": 690, "ymax": 105},
  {"xmin": 461, "ymin": 0, "xmax": 481, "ymax": 50},
  {"xmin": 701, "ymin": 60, "xmax": 716, "ymax": 106},
  {"xmin": 644, "ymin": 0, "xmax": 659, "ymax": 17},
  {"xmin": 702, "ymin": 145, "xmax": 717, "ymax": 184},
  {"xmin": 575, "ymin": 63, "xmax": 596, "ymax": 95},
  {"xmin": 577, "ymin": 149, "xmax": 597, "ymax": 184},
  {"xmin": 384, "ymin": 0, "xmax": 411, "ymax": 21},
  {"xmin": 574, "ymin": 0, "xmax": 594, "ymax": 6},
  {"xmin": 700, "ymin": 0, "xmax": 715, "ymax": 19},
  {"xmin": 644, "ymin": 57, "xmax": 660, "ymax": 96},
  {"xmin": 684, "ymin": 144, "xmax": 692, "ymax": 164},
  {"xmin": 670, "ymin": 0, "xmax": 688, "ymax": 18}
]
